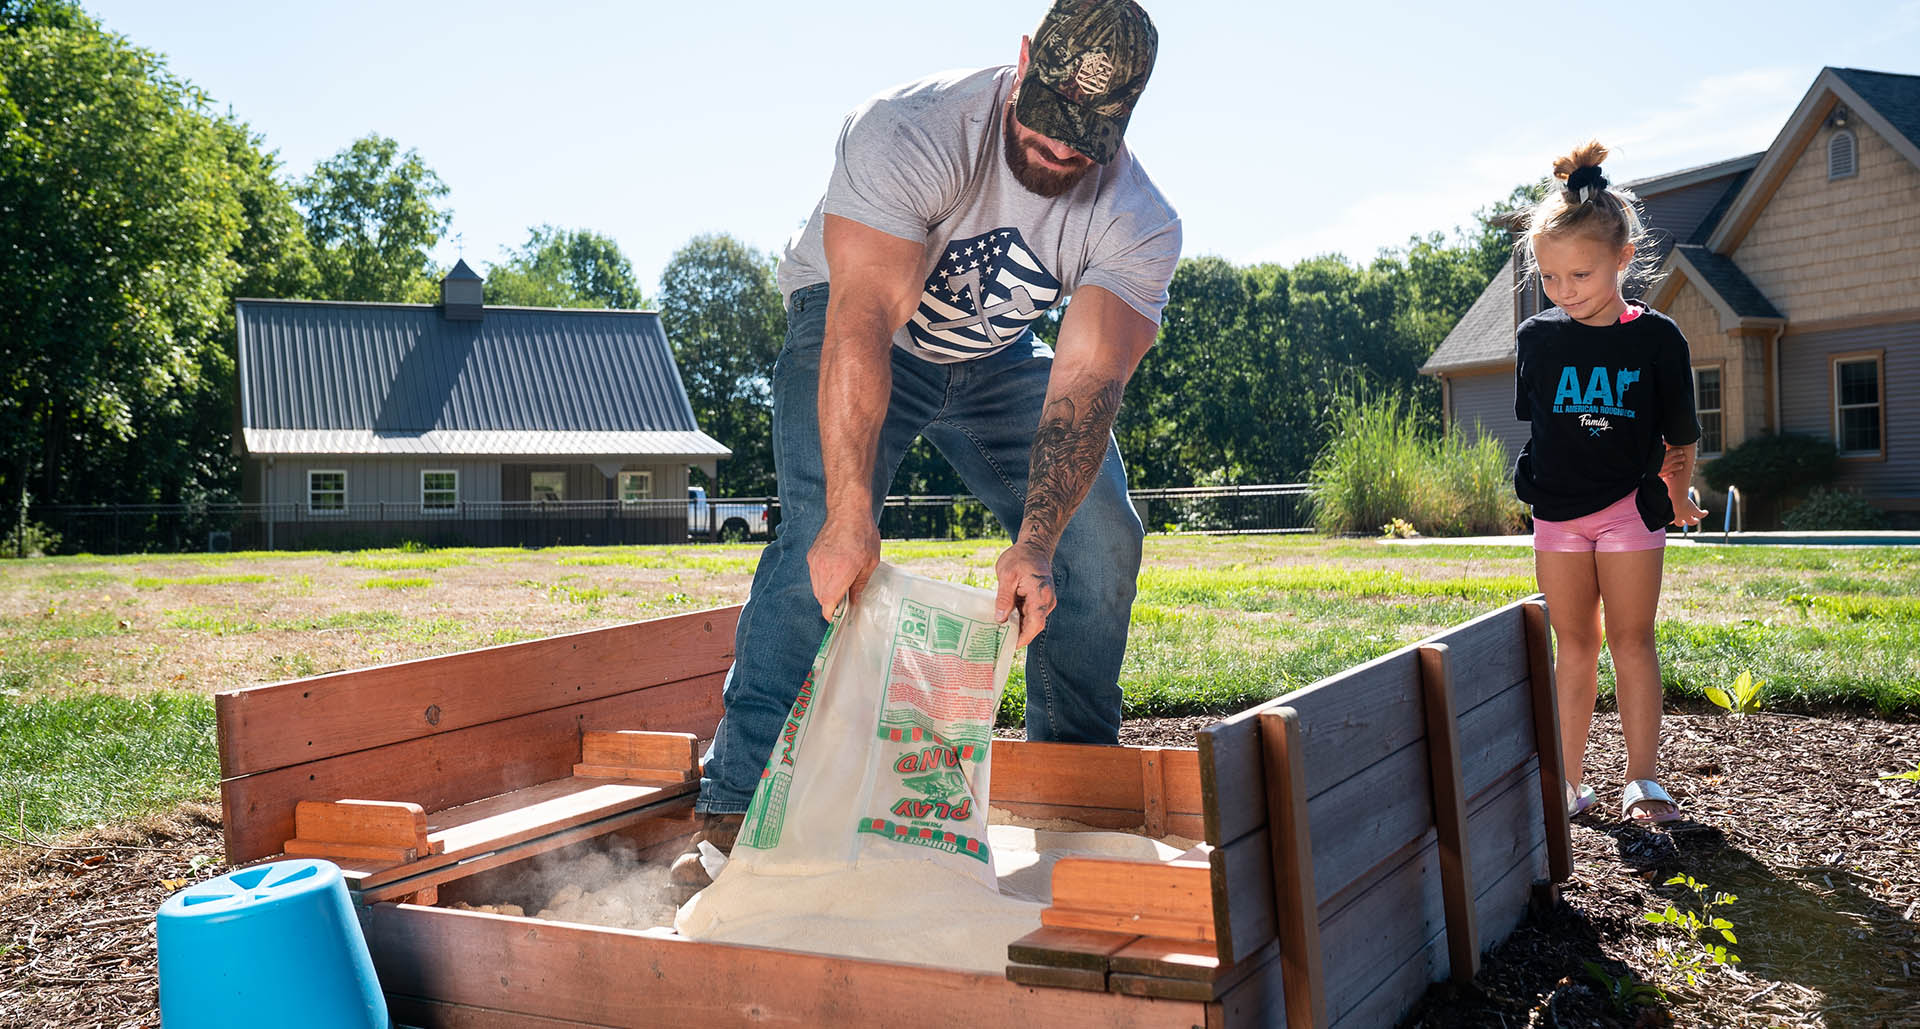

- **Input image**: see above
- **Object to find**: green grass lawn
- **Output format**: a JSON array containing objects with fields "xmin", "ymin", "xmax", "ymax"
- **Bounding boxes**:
[{"xmin": 2, "ymin": 535, "xmax": 1916, "ymax": 839}]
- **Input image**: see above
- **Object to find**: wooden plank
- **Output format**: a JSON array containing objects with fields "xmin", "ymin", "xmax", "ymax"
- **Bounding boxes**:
[
  {"xmin": 1007, "ymin": 963, "xmax": 1108, "ymax": 991},
  {"xmin": 1008, "ymin": 926, "xmax": 1139, "ymax": 970},
  {"xmin": 1209, "ymin": 942, "xmax": 1288, "ymax": 1029},
  {"xmin": 1304, "ymin": 680, "xmax": 1534, "ymax": 913},
  {"xmin": 1260, "ymin": 708, "xmax": 1327, "ymax": 1029},
  {"xmin": 222, "ymin": 670, "xmax": 724, "ymax": 864},
  {"xmin": 291, "ymin": 799, "xmax": 434, "ymax": 853},
  {"xmin": 1044, "ymin": 854, "xmax": 1215, "ymax": 942},
  {"xmin": 992, "ymin": 802, "xmax": 1204, "ymax": 841},
  {"xmin": 1111, "ymin": 937, "xmax": 1221, "ymax": 982},
  {"xmin": 1317, "ymin": 763, "xmax": 1542, "ymax": 1026},
  {"xmin": 1141, "ymin": 748, "xmax": 1167, "ymax": 839},
  {"xmin": 1523, "ymin": 598, "xmax": 1574, "ymax": 883},
  {"xmin": 1211, "ymin": 828, "xmax": 1276, "ymax": 966},
  {"xmin": 217, "ymin": 606, "xmax": 738, "ymax": 777},
  {"xmin": 364, "ymin": 904, "xmax": 1212, "ymax": 1029},
  {"xmin": 1109, "ymin": 972, "xmax": 1218, "ymax": 1002},
  {"xmin": 284, "ymin": 797, "xmax": 440, "ymax": 866},
  {"xmin": 388, "ymin": 994, "xmax": 610, "ymax": 1029},
  {"xmin": 1415, "ymin": 603, "xmax": 1528, "ymax": 714},
  {"xmin": 992, "ymin": 739, "xmax": 1144, "ymax": 810},
  {"xmin": 355, "ymin": 790, "xmax": 698, "ymax": 901},
  {"xmin": 575, "ymin": 730, "xmax": 698, "ymax": 784},
  {"xmin": 1198, "ymin": 701, "xmax": 1270, "ymax": 848},
  {"xmin": 399, "ymin": 798, "xmax": 697, "ymax": 908},
  {"xmin": 1417, "ymin": 644, "xmax": 1478, "ymax": 986}
]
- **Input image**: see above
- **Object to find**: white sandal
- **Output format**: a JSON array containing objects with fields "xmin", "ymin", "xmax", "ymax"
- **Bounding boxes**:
[
  {"xmin": 1567, "ymin": 782, "xmax": 1598, "ymax": 818},
  {"xmin": 1622, "ymin": 779, "xmax": 1682, "ymax": 824}
]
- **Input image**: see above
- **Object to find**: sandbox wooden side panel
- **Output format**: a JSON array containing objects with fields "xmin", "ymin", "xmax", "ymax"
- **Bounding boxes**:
[
  {"xmin": 217, "ymin": 606, "xmax": 740, "ymax": 777},
  {"xmin": 364, "ymin": 905, "xmax": 1215, "ymax": 1029},
  {"xmin": 992, "ymin": 740, "xmax": 1205, "ymax": 838},
  {"xmin": 1197, "ymin": 597, "xmax": 1558, "ymax": 1026},
  {"xmin": 221, "ymin": 671, "xmax": 725, "ymax": 864}
]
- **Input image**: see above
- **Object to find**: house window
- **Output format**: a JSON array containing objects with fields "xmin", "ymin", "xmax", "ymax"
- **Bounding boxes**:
[
  {"xmin": 1693, "ymin": 367, "xmax": 1723, "ymax": 457},
  {"xmin": 308, "ymin": 470, "xmax": 346, "ymax": 514},
  {"xmin": 618, "ymin": 470, "xmax": 654, "ymax": 502},
  {"xmin": 1828, "ymin": 130, "xmax": 1857, "ymax": 181},
  {"xmin": 1832, "ymin": 353, "xmax": 1883, "ymax": 457},
  {"xmin": 530, "ymin": 471, "xmax": 566, "ymax": 502},
  {"xmin": 422, "ymin": 470, "xmax": 458, "ymax": 512}
]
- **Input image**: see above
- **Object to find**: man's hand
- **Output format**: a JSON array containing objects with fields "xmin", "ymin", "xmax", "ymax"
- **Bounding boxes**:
[
  {"xmin": 808, "ymin": 516, "xmax": 882, "ymax": 622},
  {"xmin": 994, "ymin": 539, "xmax": 1054, "ymax": 646}
]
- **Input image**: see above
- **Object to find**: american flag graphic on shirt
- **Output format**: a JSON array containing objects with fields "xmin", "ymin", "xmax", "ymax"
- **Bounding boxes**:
[{"xmin": 906, "ymin": 227, "xmax": 1062, "ymax": 359}]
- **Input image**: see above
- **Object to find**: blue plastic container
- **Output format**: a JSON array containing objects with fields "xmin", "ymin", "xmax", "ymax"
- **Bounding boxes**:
[{"xmin": 156, "ymin": 858, "xmax": 389, "ymax": 1029}]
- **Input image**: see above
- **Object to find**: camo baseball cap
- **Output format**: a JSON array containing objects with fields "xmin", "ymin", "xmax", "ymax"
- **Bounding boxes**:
[{"xmin": 1015, "ymin": 0, "xmax": 1158, "ymax": 164}]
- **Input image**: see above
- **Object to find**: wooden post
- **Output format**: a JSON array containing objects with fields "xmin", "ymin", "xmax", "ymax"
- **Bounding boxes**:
[
  {"xmin": 1257, "ymin": 706, "xmax": 1327, "ymax": 1029},
  {"xmin": 1417, "ymin": 643, "xmax": 1478, "ymax": 985},
  {"xmin": 1140, "ymin": 747, "xmax": 1167, "ymax": 840},
  {"xmin": 1523, "ymin": 599, "xmax": 1574, "ymax": 884}
]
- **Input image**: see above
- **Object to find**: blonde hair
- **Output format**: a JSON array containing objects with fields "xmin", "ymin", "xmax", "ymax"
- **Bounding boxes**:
[{"xmin": 1517, "ymin": 139, "xmax": 1657, "ymax": 289}]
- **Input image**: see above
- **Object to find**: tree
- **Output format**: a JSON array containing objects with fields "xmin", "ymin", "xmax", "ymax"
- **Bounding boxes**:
[
  {"xmin": 2, "ymin": 5, "xmax": 247, "ymax": 516},
  {"xmin": 484, "ymin": 226, "xmax": 644, "ymax": 309},
  {"xmin": 656, "ymin": 234, "xmax": 785, "ymax": 496},
  {"xmin": 293, "ymin": 134, "xmax": 450, "ymax": 302}
]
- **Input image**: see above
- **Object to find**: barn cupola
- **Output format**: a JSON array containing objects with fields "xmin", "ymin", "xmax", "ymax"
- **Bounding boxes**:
[{"xmin": 440, "ymin": 259, "xmax": 484, "ymax": 322}]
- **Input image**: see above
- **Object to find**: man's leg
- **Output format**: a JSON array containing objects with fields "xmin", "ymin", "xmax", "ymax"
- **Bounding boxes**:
[
  {"xmin": 919, "ymin": 338, "xmax": 1143, "ymax": 745},
  {"xmin": 696, "ymin": 285, "xmax": 942, "ymax": 815}
]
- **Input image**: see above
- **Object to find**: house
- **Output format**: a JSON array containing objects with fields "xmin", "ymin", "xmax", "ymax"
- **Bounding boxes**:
[
  {"xmin": 236, "ymin": 261, "xmax": 730, "ymax": 548},
  {"xmin": 1422, "ymin": 66, "xmax": 1920, "ymax": 522}
]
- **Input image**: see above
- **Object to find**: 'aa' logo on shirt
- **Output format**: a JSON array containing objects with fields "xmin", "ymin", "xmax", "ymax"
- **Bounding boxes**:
[
  {"xmin": 1553, "ymin": 366, "xmax": 1642, "ymax": 415},
  {"xmin": 907, "ymin": 228, "xmax": 1062, "ymax": 359}
]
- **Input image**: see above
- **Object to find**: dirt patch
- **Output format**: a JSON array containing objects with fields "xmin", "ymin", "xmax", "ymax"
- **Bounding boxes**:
[{"xmin": 3, "ymin": 712, "xmax": 1916, "ymax": 1029}]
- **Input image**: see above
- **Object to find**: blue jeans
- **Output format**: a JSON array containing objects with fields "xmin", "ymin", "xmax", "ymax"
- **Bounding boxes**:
[{"xmin": 696, "ymin": 282, "xmax": 1144, "ymax": 813}]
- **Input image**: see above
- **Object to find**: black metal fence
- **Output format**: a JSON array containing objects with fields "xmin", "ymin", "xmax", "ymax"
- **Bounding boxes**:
[{"xmin": 17, "ymin": 484, "xmax": 1312, "ymax": 556}]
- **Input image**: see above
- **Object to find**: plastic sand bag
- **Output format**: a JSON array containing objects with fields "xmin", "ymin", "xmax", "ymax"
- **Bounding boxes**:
[{"xmin": 723, "ymin": 561, "xmax": 1017, "ymax": 886}]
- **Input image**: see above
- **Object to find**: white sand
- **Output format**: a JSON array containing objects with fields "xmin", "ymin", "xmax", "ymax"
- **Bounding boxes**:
[{"xmin": 673, "ymin": 820, "xmax": 1194, "ymax": 974}]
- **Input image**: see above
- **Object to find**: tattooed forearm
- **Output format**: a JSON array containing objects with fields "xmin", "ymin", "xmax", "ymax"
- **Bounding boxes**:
[{"xmin": 1019, "ymin": 378, "xmax": 1124, "ymax": 555}]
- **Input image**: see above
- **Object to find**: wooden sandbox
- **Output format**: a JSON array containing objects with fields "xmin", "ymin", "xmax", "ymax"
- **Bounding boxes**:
[{"xmin": 215, "ymin": 596, "xmax": 1571, "ymax": 1028}]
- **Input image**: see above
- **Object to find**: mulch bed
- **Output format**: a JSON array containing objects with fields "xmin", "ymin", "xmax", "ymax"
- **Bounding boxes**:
[{"xmin": 4, "ymin": 712, "xmax": 1917, "ymax": 1029}]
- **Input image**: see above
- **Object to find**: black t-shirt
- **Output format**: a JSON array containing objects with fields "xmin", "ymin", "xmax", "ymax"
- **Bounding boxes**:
[{"xmin": 1513, "ymin": 302, "xmax": 1702, "ymax": 526}]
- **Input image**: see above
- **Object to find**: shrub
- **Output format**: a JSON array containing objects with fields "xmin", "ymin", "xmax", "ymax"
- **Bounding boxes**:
[
  {"xmin": 1781, "ymin": 487, "xmax": 1887, "ymax": 531},
  {"xmin": 1310, "ymin": 395, "xmax": 1526, "ymax": 536},
  {"xmin": 2, "ymin": 519, "xmax": 61, "ymax": 558},
  {"xmin": 1701, "ymin": 433, "xmax": 1837, "ymax": 501}
]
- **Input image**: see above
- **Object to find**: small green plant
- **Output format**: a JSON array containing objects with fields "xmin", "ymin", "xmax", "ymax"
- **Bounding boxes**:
[
  {"xmin": 1879, "ymin": 761, "xmax": 1920, "ymax": 782},
  {"xmin": 3, "ymin": 519, "xmax": 61, "ymax": 558},
  {"xmin": 1580, "ymin": 961, "xmax": 1664, "ymax": 1016},
  {"xmin": 1704, "ymin": 670, "xmax": 1765, "ymax": 717},
  {"xmin": 1378, "ymin": 517, "xmax": 1418, "ymax": 539},
  {"xmin": 1644, "ymin": 873, "xmax": 1741, "ymax": 986}
]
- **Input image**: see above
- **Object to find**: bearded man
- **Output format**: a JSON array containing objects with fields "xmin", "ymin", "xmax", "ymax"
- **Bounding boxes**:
[{"xmin": 675, "ymin": 0, "xmax": 1180, "ymax": 890}]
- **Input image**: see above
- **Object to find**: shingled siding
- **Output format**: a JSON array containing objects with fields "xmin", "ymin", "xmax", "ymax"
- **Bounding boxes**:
[
  {"xmin": 1779, "ymin": 319, "xmax": 1920, "ymax": 505},
  {"xmin": 1732, "ymin": 120, "xmax": 1920, "ymax": 325},
  {"xmin": 1448, "ymin": 370, "xmax": 1529, "ymax": 463},
  {"xmin": 1661, "ymin": 279, "xmax": 1765, "ymax": 461}
]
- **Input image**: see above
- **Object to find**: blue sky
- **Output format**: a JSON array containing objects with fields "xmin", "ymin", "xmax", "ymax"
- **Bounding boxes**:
[{"xmin": 82, "ymin": 0, "xmax": 1920, "ymax": 298}]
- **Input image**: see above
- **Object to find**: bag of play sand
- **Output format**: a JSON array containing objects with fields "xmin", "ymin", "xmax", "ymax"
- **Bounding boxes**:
[{"xmin": 725, "ymin": 560, "xmax": 1018, "ymax": 887}]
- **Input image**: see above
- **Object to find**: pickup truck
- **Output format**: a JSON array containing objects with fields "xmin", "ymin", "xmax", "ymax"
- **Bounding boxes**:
[{"xmin": 688, "ymin": 486, "xmax": 773, "ymax": 542}]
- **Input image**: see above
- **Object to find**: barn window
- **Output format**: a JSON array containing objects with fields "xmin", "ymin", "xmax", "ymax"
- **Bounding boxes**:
[
  {"xmin": 308, "ymin": 470, "xmax": 346, "ymax": 514},
  {"xmin": 618, "ymin": 470, "xmax": 654, "ymax": 502},
  {"xmin": 422, "ymin": 470, "xmax": 458, "ymax": 512}
]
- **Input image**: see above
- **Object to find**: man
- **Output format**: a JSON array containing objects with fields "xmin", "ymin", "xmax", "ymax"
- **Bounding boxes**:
[{"xmin": 674, "ymin": 0, "xmax": 1180, "ymax": 889}]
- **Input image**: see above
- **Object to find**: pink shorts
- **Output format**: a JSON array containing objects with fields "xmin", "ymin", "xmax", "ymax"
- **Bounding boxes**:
[{"xmin": 1532, "ymin": 491, "xmax": 1666, "ymax": 553}]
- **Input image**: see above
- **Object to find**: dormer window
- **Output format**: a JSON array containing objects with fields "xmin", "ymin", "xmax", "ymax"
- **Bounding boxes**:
[{"xmin": 1828, "ymin": 130, "xmax": 1857, "ymax": 181}]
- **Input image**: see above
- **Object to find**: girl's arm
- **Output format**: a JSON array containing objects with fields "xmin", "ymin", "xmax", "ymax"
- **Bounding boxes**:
[{"xmin": 1662, "ymin": 442, "xmax": 1709, "ymax": 526}]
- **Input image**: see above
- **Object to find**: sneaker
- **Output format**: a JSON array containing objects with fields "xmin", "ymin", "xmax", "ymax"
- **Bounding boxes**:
[{"xmin": 669, "ymin": 812, "xmax": 744, "ymax": 891}]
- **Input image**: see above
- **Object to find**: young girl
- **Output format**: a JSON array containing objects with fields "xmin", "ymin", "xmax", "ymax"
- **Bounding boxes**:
[{"xmin": 1512, "ymin": 141, "xmax": 1708, "ymax": 825}]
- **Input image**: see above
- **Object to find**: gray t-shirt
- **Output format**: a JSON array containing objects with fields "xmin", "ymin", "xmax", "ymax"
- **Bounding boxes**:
[{"xmin": 776, "ymin": 65, "xmax": 1182, "ymax": 364}]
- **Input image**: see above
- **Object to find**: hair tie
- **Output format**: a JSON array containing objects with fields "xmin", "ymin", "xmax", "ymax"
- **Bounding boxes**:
[{"xmin": 1566, "ymin": 164, "xmax": 1607, "ymax": 203}]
